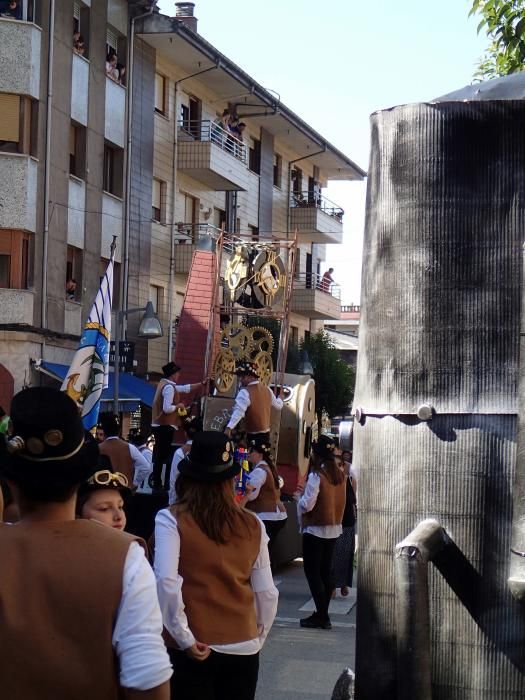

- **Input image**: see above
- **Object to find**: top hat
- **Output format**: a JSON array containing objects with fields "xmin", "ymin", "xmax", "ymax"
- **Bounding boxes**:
[
  {"xmin": 248, "ymin": 435, "xmax": 272, "ymax": 457},
  {"xmin": 235, "ymin": 360, "xmax": 259, "ymax": 378},
  {"xmin": 162, "ymin": 361, "xmax": 181, "ymax": 378},
  {"xmin": 178, "ymin": 431, "xmax": 239, "ymax": 483},
  {"xmin": 98, "ymin": 412, "xmax": 120, "ymax": 437},
  {"xmin": 181, "ymin": 415, "xmax": 203, "ymax": 437},
  {"xmin": 312, "ymin": 434, "xmax": 339, "ymax": 461},
  {"xmin": 0, "ymin": 387, "xmax": 99, "ymax": 489}
]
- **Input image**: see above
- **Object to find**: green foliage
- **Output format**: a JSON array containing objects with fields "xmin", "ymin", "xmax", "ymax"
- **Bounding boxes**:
[
  {"xmin": 300, "ymin": 331, "xmax": 355, "ymax": 423},
  {"xmin": 470, "ymin": 0, "xmax": 525, "ymax": 78}
]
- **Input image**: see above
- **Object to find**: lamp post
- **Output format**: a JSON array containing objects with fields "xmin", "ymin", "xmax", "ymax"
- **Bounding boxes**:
[{"xmin": 112, "ymin": 301, "xmax": 163, "ymax": 415}]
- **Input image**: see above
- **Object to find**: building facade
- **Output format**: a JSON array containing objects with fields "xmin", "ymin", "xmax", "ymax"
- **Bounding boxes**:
[{"xmin": 0, "ymin": 0, "xmax": 364, "ymax": 409}]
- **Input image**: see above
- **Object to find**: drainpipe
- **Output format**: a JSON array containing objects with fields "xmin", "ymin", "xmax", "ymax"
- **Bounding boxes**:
[
  {"xmin": 509, "ymin": 242, "xmax": 525, "ymax": 600},
  {"xmin": 395, "ymin": 519, "xmax": 448, "ymax": 700},
  {"xmin": 166, "ymin": 62, "xmax": 221, "ymax": 359},
  {"xmin": 41, "ymin": 0, "xmax": 55, "ymax": 332},
  {"xmin": 122, "ymin": 5, "xmax": 154, "ymax": 325}
]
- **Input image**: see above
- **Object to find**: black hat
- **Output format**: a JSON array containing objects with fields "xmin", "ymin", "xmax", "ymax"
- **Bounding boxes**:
[
  {"xmin": 0, "ymin": 387, "xmax": 99, "ymax": 489},
  {"xmin": 162, "ymin": 361, "xmax": 181, "ymax": 378},
  {"xmin": 178, "ymin": 431, "xmax": 239, "ymax": 483},
  {"xmin": 312, "ymin": 434, "xmax": 339, "ymax": 461},
  {"xmin": 181, "ymin": 415, "xmax": 203, "ymax": 437},
  {"xmin": 76, "ymin": 454, "xmax": 131, "ymax": 514},
  {"xmin": 235, "ymin": 360, "xmax": 259, "ymax": 377},
  {"xmin": 98, "ymin": 412, "xmax": 120, "ymax": 437}
]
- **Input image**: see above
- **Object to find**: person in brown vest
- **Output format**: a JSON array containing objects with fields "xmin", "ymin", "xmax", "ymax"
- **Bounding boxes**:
[
  {"xmin": 98, "ymin": 412, "xmax": 151, "ymax": 488},
  {"xmin": 151, "ymin": 361, "xmax": 206, "ymax": 492},
  {"xmin": 224, "ymin": 361, "xmax": 283, "ymax": 445},
  {"xmin": 0, "ymin": 386, "xmax": 172, "ymax": 700},
  {"xmin": 297, "ymin": 434, "xmax": 346, "ymax": 630},
  {"xmin": 244, "ymin": 437, "xmax": 287, "ymax": 557},
  {"xmin": 154, "ymin": 430, "xmax": 278, "ymax": 700}
]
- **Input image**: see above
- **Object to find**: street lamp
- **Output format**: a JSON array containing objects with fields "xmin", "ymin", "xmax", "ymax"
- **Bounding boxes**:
[{"xmin": 113, "ymin": 302, "xmax": 163, "ymax": 414}]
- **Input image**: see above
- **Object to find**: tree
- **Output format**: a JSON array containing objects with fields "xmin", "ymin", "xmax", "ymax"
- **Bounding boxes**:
[
  {"xmin": 300, "ymin": 330, "xmax": 355, "ymax": 431},
  {"xmin": 470, "ymin": 0, "xmax": 525, "ymax": 78}
]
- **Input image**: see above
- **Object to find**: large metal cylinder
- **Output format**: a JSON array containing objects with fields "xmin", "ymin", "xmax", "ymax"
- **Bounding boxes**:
[{"xmin": 354, "ymin": 101, "xmax": 525, "ymax": 699}]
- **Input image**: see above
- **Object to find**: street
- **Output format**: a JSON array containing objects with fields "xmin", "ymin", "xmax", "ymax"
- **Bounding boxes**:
[{"xmin": 257, "ymin": 560, "xmax": 356, "ymax": 700}]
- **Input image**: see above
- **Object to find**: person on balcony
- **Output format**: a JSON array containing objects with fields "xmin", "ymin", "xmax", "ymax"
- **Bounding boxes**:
[
  {"xmin": 0, "ymin": 1, "xmax": 22, "ymax": 19},
  {"xmin": 320, "ymin": 267, "xmax": 335, "ymax": 293},
  {"xmin": 211, "ymin": 109, "xmax": 230, "ymax": 146},
  {"xmin": 106, "ymin": 51, "xmax": 120, "ymax": 82},
  {"xmin": 66, "ymin": 278, "xmax": 77, "ymax": 300}
]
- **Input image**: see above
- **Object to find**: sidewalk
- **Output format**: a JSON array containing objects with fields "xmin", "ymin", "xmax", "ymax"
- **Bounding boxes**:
[{"xmin": 256, "ymin": 560, "xmax": 356, "ymax": 700}]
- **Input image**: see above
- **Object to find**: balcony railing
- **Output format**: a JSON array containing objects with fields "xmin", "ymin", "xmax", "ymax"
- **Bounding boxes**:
[
  {"xmin": 290, "ymin": 191, "xmax": 344, "ymax": 222},
  {"xmin": 341, "ymin": 304, "xmax": 360, "ymax": 313},
  {"xmin": 174, "ymin": 222, "xmax": 222, "ymax": 243},
  {"xmin": 294, "ymin": 272, "xmax": 341, "ymax": 300},
  {"xmin": 178, "ymin": 119, "xmax": 247, "ymax": 164}
]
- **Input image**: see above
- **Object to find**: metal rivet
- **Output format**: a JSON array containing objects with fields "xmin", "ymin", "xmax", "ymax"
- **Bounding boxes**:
[{"xmin": 417, "ymin": 404, "xmax": 433, "ymax": 421}]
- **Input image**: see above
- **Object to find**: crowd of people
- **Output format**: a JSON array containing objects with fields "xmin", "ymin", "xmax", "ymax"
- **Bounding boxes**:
[{"xmin": 0, "ymin": 358, "xmax": 357, "ymax": 698}]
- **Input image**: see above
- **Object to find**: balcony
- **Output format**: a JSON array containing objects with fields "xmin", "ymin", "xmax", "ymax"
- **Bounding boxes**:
[
  {"xmin": 0, "ymin": 18, "xmax": 41, "ymax": 99},
  {"xmin": 64, "ymin": 300, "xmax": 82, "ymax": 336},
  {"xmin": 177, "ymin": 120, "xmax": 248, "ymax": 192},
  {"xmin": 173, "ymin": 223, "xmax": 219, "ymax": 274},
  {"xmin": 0, "ymin": 154, "xmax": 37, "ymax": 232},
  {"xmin": 105, "ymin": 76, "xmax": 126, "ymax": 148},
  {"xmin": 290, "ymin": 191, "xmax": 344, "ymax": 245},
  {"xmin": 291, "ymin": 273, "xmax": 341, "ymax": 320},
  {"xmin": 0, "ymin": 288, "xmax": 34, "ymax": 325},
  {"xmin": 71, "ymin": 52, "xmax": 89, "ymax": 126},
  {"xmin": 67, "ymin": 176, "xmax": 85, "ymax": 248}
]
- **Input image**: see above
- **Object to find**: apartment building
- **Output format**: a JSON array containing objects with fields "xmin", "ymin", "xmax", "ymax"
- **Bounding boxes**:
[
  {"xmin": 130, "ymin": 3, "xmax": 365, "ymax": 373},
  {"xmin": 0, "ymin": 0, "xmax": 364, "ymax": 411}
]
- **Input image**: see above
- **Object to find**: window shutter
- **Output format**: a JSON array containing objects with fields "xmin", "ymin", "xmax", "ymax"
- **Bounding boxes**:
[
  {"xmin": 0, "ymin": 94, "xmax": 20, "ymax": 143},
  {"xmin": 106, "ymin": 28, "xmax": 118, "ymax": 52},
  {"xmin": 73, "ymin": 2, "xmax": 80, "ymax": 20}
]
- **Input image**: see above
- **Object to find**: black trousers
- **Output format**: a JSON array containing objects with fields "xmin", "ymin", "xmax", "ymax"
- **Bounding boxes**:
[
  {"xmin": 262, "ymin": 518, "xmax": 287, "ymax": 561},
  {"xmin": 168, "ymin": 648, "xmax": 259, "ymax": 700},
  {"xmin": 151, "ymin": 425, "xmax": 175, "ymax": 489},
  {"xmin": 302, "ymin": 533, "xmax": 337, "ymax": 620}
]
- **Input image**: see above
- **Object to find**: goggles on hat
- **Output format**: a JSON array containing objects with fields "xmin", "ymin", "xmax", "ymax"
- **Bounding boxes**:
[{"xmin": 87, "ymin": 470, "xmax": 129, "ymax": 488}]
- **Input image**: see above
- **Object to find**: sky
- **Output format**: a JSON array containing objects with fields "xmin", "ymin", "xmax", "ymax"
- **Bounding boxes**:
[{"xmin": 158, "ymin": 0, "xmax": 489, "ymax": 304}]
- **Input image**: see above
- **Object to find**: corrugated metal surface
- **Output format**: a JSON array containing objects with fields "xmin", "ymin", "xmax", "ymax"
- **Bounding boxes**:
[{"xmin": 354, "ymin": 102, "xmax": 525, "ymax": 699}]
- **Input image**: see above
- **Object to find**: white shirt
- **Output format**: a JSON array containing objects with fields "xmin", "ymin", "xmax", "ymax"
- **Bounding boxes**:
[
  {"xmin": 113, "ymin": 542, "xmax": 172, "ymax": 689},
  {"xmin": 151, "ymin": 381, "xmax": 192, "ymax": 427},
  {"xmin": 226, "ymin": 381, "xmax": 283, "ymax": 431},
  {"xmin": 154, "ymin": 508, "xmax": 278, "ymax": 655},
  {"xmin": 168, "ymin": 440, "xmax": 192, "ymax": 505},
  {"xmin": 135, "ymin": 446, "xmax": 153, "ymax": 494},
  {"xmin": 297, "ymin": 471, "xmax": 343, "ymax": 539},
  {"xmin": 104, "ymin": 437, "xmax": 152, "ymax": 487},
  {"xmin": 246, "ymin": 462, "xmax": 288, "ymax": 521}
]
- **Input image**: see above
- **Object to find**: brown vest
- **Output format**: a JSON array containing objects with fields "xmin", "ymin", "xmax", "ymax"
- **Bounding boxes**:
[
  {"xmin": 244, "ymin": 382, "xmax": 272, "ymax": 433},
  {"xmin": 0, "ymin": 519, "xmax": 136, "ymax": 700},
  {"xmin": 171, "ymin": 508, "xmax": 260, "ymax": 645},
  {"xmin": 152, "ymin": 379, "xmax": 181, "ymax": 427},
  {"xmin": 246, "ymin": 463, "xmax": 286, "ymax": 515},
  {"xmin": 302, "ymin": 469, "xmax": 346, "ymax": 527},
  {"xmin": 99, "ymin": 438, "xmax": 134, "ymax": 483}
]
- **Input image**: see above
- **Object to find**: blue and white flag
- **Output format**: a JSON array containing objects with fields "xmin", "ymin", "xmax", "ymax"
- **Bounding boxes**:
[{"xmin": 61, "ymin": 241, "xmax": 116, "ymax": 431}]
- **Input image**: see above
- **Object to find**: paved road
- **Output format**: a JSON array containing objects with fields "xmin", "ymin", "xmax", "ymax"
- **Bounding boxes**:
[{"xmin": 256, "ymin": 560, "xmax": 356, "ymax": 700}]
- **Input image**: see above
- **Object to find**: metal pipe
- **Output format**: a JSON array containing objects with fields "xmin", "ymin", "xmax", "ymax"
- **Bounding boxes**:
[
  {"xmin": 41, "ymin": 0, "xmax": 55, "ymax": 331},
  {"xmin": 112, "ymin": 310, "xmax": 121, "ymax": 416},
  {"xmin": 509, "ymin": 241, "xmax": 525, "ymax": 601},
  {"xmin": 394, "ymin": 519, "xmax": 448, "ymax": 700}
]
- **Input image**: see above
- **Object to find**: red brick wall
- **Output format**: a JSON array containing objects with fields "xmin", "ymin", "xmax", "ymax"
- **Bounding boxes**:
[{"xmin": 174, "ymin": 250, "xmax": 218, "ymax": 384}]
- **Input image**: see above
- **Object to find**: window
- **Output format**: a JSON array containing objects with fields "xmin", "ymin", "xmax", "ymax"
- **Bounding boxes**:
[
  {"xmin": 273, "ymin": 153, "xmax": 282, "ymax": 188},
  {"xmin": 100, "ymin": 259, "xmax": 120, "ymax": 308},
  {"xmin": 105, "ymin": 26, "xmax": 126, "ymax": 86},
  {"xmin": 290, "ymin": 326, "xmax": 299, "ymax": 346},
  {"xmin": 213, "ymin": 207, "xmax": 226, "ymax": 231},
  {"xmin": 152, "ymin": 178, "xmax": 166, "ymax": 223},
  {"xmin": 66, "ymin": 246, "xmax": 83, "ymax": 300},
  {"xmin": 249, "ymin": 137, "xmax": 261, "ymax": 174},
  {"xmin": 73, "ymin": 2, "xmax": 90, "ymax": 58},
  {"xmin": 103, "ymin": 142, "xmax": 124, "ymax": 197},
  {"xmin": 149, "ymin": 285, "xmax": 162, "ymax": 313},
  {"xmin": 69, "ymin": 122, "xmax": 86, "ymax": 179},
  {"xmin": 292, "ymin": 166, "xmax": 303, "ymax": 196},
  {"xmin": 0, "ymin": 94, "xmax": 38, "ymax": 156},
  {"xmin": 155, "ymin": 73, "xmax": 167, "ymax": 115},
  {"xmin": 180, "ymin": 103, "xmax": 189, "ymax": 128},
  {"xmin": 184, "ymin": 193, "xmax": 198, "ymax": 227},
  {"xmin": 249, "ymin": 225, "xmax": 259, "ymax": 242},
  {"xmin": 0, "ymin": 231, "xmax": 30, "ymax": 289}
]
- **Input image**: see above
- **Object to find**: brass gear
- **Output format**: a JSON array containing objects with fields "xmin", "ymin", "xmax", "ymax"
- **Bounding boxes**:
[
  {"xmin": 221, "ymin": 323, "xmax": 254, "ymax": 360},
  {"xmin": 249, "ymin": 326, "xmax": 274, "ymax": 356},
  {"xmin": 254, "ymin": 351, "xmax": 273, "ymax": 386},
  {"xmin": 212, "ymin": 349, "xmax": 236, "ymax": 393}
]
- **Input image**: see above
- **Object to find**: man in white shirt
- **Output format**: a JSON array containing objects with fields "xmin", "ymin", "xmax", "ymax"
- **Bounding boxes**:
[
  {"xmin": 224, "ymin": 361, "xmax": 283, "ymax": 446},
  {"xmin": 150, "ymin": 362, "xmax": 206, "ymax": 492},
  {"xmin": 168, "ymin": 416, "xmax": 202, "ymax": 506}
]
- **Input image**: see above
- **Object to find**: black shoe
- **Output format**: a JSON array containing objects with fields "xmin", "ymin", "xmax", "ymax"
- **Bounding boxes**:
[
  {"xmin": 300, "ymin": 613, "xmax": 321, "ymax": 628},
  {"xmin": 320, "ymin": 617, "xmax": 332, "ymax": 630}
]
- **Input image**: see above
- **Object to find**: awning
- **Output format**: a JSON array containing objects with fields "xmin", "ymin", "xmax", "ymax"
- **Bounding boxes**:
[{"xmin": 34, "ymin": 361, "xmax": 155, "ymax": 413}]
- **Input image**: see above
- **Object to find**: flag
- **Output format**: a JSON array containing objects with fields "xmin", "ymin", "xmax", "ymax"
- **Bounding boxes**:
[{"xmin": 61, "ymin": 243, "xmax": 116, "ymax": 431}]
